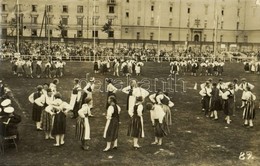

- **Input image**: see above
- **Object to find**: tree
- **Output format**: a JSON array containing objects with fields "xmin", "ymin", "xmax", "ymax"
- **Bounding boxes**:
[{"xmin": 101, "ymin": 19, "xmax": 113, "ymax": 34}]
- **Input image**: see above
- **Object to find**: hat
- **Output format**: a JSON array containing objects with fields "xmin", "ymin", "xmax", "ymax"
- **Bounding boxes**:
[
  {"xmin": 4, "ymin": 107, "xmax": 14, "ymax": 113},
  {"xmin": 1, "ymin": 99, "xmax": 11, "ymax": 107},
  {"xmin": 241, "ymin": 78, "xmax": 246, "ymax": 81},
  {"xmin": 219, "ymin": 78, "xmax": 223, "ymax": 81},
  {"xmin": 89, "ymin": 77, "xmax": 95, "ymax": 82},
  {"xmin": 37, "ymin": 85, "xmax": 43, "ymax": 91},
  {"xmin": 208, "ymin": 78, "xmax": 213, "ymax": 81}
]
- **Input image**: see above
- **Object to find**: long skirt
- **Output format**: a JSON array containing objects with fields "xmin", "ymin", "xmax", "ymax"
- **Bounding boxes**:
[
  {"xmin": 127, "ymin": 115, "xmax": 144, "ymax": 138},
  {"xmin": 32, "ymin": 104, "xmax": 43, "ymax": 122},
  {"xmin": 52, "ymin": 112, "xmax": 66, "ymax": 135},
  {"xmin": 41, "ymin": 111, "xmax": 53, "ymax": 132},
  {"xmin": 223, "ymin": 99, "xmax": 234, "ymax": 116},
  {"xmin": 127, "ymin": 95, "xmax": 135, "ymax": 111},
  {"xmin": 103, "ymin": 117, "xmax": 119, "ymax": 142},
  {"xmin": 243, "ymin": 101, "xmax": 256, "ymax": 120},
  {"xmin": 154, "ymin": 119, "xmax": 167, "ymax": 138},
  {"xmin": 75, "ymin": 117, "xmax": 90, "ymax": 141},
  {"xmin": 211, "ymin": 98, "xmax": 222, "ymax": 111}
]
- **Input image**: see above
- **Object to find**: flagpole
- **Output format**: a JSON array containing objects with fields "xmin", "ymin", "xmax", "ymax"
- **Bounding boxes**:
[
  {"xmin": 93, "ymin": 0, "xmax": 96, "ymax": 62},
  {"xmin": 213, "ymin": 0, "xmax": 217, "ymax": 61},
  {"xmin": 157, "ymin": 3, "xmax": 161, "ymax": 62},
  {"xmin": 16, "ymin": 0, "xmax": 20, "ymax": 53}
]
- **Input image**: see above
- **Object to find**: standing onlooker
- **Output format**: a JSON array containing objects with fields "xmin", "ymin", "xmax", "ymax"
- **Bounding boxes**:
[
  {"xmin": 242, "ymin": 87, "xmax": 256, "ymax": 127},
  {"xmin": 103, "ymin": 96, "xmax": 121, "ymax": 152}
]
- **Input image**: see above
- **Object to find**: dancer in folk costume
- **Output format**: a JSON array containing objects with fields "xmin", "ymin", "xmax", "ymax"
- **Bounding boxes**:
[
  {"xmin": 238, "ymin": 78, "xmax": 254, "ymax": 108},
  {"xmin": 46, "ymin": 93, "xmax": 72, "ymax": 147},
  {"xmin": 69, "ymin": 78, "xmax": 82, "ymax": 119},
  {"xmin": 113, "ymin": 59, "xmax": 120, "ymax": 77},
  {"xmin": 34, "ymin": 88, "xmax": 55, "ymax": 139},
  {"xmin": 127, "ymin": 96, "xmax": 144, "ymax": 149},
  {"xmin": 200, "ymin": 61, "xmax": 208, "ymax": 76},
  {"xmin": 106, "ymin": 78, "xmax": 118, "ymax": 109},
  {"xmin": 103, "ymin": 96, "xmax": 121, "ymax": 152},
  {"xmin": 28, "ymin": 85, "xmax": 44, "ymax": 130},
  {"xmin": 44, "ymin": 60, "xmax": 52, "ymax": 78},
  {"xmin": 149, "ymin": 90, "xmax": 174, "ymax": 132},
  {"xmin": 242, "ymin": 87, "xmax": 256, "ymax": 128},
  {"xmin": 36, "ymin": 59, "xmax": 42, "ymax": 78},
  {"xmin": 222, "ymin": 83, "xmax": 235, "ymax": 124},
  {"xmin": 210, "ymin": 83, "xmax": 223, "ymax": 120},
  {"xmin": 16, "ymin": 58, "xmax": 25, "ymax": 77},
  {"xmin": 93, "ymin": 61, "xmax": 99, "ymax": 73},
  {"xmin": 75, "ymin": 98, "xmax": 92, "ymax": 150},
  {"xmin": 135, "ymin": 62, "xmax": 144, "ymax": 76},
  {"xmin": 199, "ymin": 81, "xmax": 212, "ymax": 117},
  {"xmin": 82, "ymin": 77, "xmax": 95, "ymax": 116},
  {"xmin": 146, "ymin": 103, "xmax": 167, "ymax": 146},
  {"xmin": 24, "ymin": 59, "xmax": 33, "ymax": 78},
  {"xmin": 122, "ymin": 80, "xmax": 138, "ymax": 113}
]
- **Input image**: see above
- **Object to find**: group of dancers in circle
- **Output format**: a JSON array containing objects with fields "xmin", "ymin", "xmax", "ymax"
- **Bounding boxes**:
[
  {"xmin": 199, "ymin": 77, "xmax": 257, "ymax": 127},
  {"xmin": 243, "ymin": 60, "xmax": 260, "ymax": 74},
  {"xmin": 27, "ymin": 77, "xmax": 175, "ymax": 151}
]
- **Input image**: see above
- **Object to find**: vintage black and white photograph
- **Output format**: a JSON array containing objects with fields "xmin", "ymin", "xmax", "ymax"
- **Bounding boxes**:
[{"xmin": 0, "ymin": 0, "xmax": 260, "ymax": 165}]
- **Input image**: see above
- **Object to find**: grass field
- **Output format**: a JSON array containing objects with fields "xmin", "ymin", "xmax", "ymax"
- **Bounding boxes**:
[{"xmin": 0, "ymin": 60, "xmax": 260, "ymax": 166}]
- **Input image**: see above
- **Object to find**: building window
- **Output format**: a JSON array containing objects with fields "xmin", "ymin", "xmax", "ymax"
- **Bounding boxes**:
[
  {"xmin": 49, "ymin": 30, "xmax": 53, "ymax": 36},
  {"xmin": 237, "ymin": 8, "xmax": 240, "ymax": 17},
  {"xmin": 32, "ymin": 17, "xmax": 37, "ymax": 24},
  {"xmin": 137, "ymin": 17, "xmax": 141, "ymax": 25},
  {"xmin": 169, "ymin": 33, "xmax": 172, "ymax": 41},
  {"xmin": 108, "ymin": 31, "xmax": 114, "ymax": 38},
  {"xmin": 1, "ymin": 15, "xmax": 7, "ymax": 23},
  {"xmin": 221, "ymin": 21, "xmax": 224, "ymax": 29},
  {"xmin": 204, "ymin": 20, "xmax": 207, "ymax": 28},
  {"xmin": 92, "ymin": 17, "xmax": 99, "ymax": 25},
  {"xmin": 169, "ymin": 18, "xmax": 172, "ymax": 26},
  {"xmin": 236, "ymin": 35, "xmax": 238, "ymax": 43},
  {"xmin": 2, "ymin": 4, "xmax": 7, "ymax": 11},
  {"xmin": 221, "ymin": 8, "xmax": 224, "ymax": 16},
  {"xmin": 204, "ymin": 34, "xmax": 207, "ymax": 41},
  {"xmin": 150, "ymin": 32, "xmax": 154, "ymax": 40},
  {"xmin": 77, "ymin": 30, "xmax": 82, "ymax": 37},
  {"xmin": 32, "ymin": 5, "xmax": 37, "ymax": 12},
  {"xmin": 126, "ymin": 12, "xmax": 129, "ymax": 18},
  {"xmin": 151, "ymin": 17, "xmax": 154, "ymax": 26},
  {"xmin": 63, "ymin": 30, "xmax": 68, "ymax": 37},
  {"xmin": 187, "ymin": 8, "xmax": 190, "ymax": 14},
  {"xmin": 170, "ymin": 6, "xmax": 173, "ymax": 12},
  {"xmin": 92, "ymin": 31, "xmax": 98, "ymax": 37},
  {"xmin": 205, "ymin": 5, "xmax": 208, "ymax": 15},
  {"xmin": 31, "ymin": 29, "xmax": 37, "ymax": 36},
  {"xmin": 220, "ymin": 35, "xmax": 223, "ymax": 42},
  {"xmin": 62, "ymin": 17, "xmax": 68, "ymax": 25},
  {"xmin": 126, "ymin": 0, "xmax": 129, "ymax": 2},
  {"xmin": 137, "ymin": 32, "xmax": 140, "ymax": 40},
  {"xmin": 95, "ymin": 6, "xmax": 99, "ymax": 13},
  {"xmin": 47, "ymin": 17, "xmax": 53, "ymax": 24},
  {"xmin": 125, "ymin": 28, "xmax": 128, "ymax": 33},
  {"xmin": 109, "ymin": 6, "xmax": 114, "ymax": 13},
  {"xmin": 1, "ymin": 28, "xmax": 7, "ymax": 37},
  {"xmin": 63, "ymin": 5, "xmax": 68, "ymax": 13},
  {"xmin": 151, "ymin": 5, "xmax": 154, "ymax": 11},
  {"xmin": 244, "ymin": 35, "xmax": 248, "ymax": 42},
  {"xmin": 77, "ymin": 17, "xmax": 83, "ymax": 25},
  {"xmin": 77, "ymin": 6, "xmax": 83, "ymax": 13},
  {"xmin": 187, "ymin": 19, "xmax": 190, "ymax": 27},
  {"xmin": 236, "ymin": 22, "xmax": 239, "ymax": 30},
  {"xmin": 47, "ymin": 5, "xmax": 53, "ymax": 12}
]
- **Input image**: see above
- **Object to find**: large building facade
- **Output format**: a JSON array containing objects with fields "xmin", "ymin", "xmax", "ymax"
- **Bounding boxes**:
[{"xmin": 1, "ymin": 0, "xmax": 260, "ymax": 51}]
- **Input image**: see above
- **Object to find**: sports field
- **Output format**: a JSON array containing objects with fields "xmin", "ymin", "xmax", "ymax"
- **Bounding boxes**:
[{"xmin": 0, "ymin": 60, "xmax": 259, "ymax": 166}]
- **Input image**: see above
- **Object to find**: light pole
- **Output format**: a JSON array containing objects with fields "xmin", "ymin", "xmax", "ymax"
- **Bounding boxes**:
[{"xmin": 16, "ymin": 0, "xmax": 20, "ymax": 53}]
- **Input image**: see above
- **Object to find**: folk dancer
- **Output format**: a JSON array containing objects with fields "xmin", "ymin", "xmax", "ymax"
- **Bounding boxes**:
[
  {"xmin": 46, "ymin": 93, "xmax": 72, "ymax": 147},
  {"xmin": 75, "ymin": 98, "xmax": 92, "ymax": 150},
  {"xmin": 210, "ymin": 83, "xmax": 223, "ymax": 120},
  {"xmin": 221, "ymin": 84, "xmax": 235, "ymax": 124},
  {"xmin": 238, "ymin": 78, "xmax": 254, "ymax": 108},
  {"xmin": 106, "ymin": 78, "xmax": 118, "ymax": 109},
  {"xmin": 82, "ymin": 77, "xmax": 95, "ymax": 116},
  {"xmin": 103, "ymin": 96, "xmax": 121, "ymax": 152},
  {"xmin": 69, "ymin": 78, "xmax": 82, "ymax": 119},
  {"xmin": 146, "ymin": 103, "xmax": 167, "ymax": 146},
  {"xmin": 28, "ymin": 85, "xmax": 44, "ymax": 130},
  {"xmin": 242, "ymin": 87, "xmax": 256, "ymax": 128},
  {"xmin": 199, "ymin": 81, "xmax": 212, "ymax": 117},
  {"xmin": 127, "ymin": 96, "xmax": 144, "ymax": 149}
]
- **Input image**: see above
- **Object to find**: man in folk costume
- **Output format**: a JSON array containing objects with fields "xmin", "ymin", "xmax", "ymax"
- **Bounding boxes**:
[
  {"xmin": 122, "ymin": 80, "xmax": 138, "ymax": 114},
  {"xmin": 210, "ymin": 83, "xmax": 223, "ymax": 120},
  {"xmin": 222, "ymin": 83, "xmax": 235, "ymax": 124},
  {"xmin": 200, "ymin": 61, "xmax": 208, "ymax": 76},
  {"xmin": 69, "ymin": 78, "xmax": 82, "ymax": 119},
  {"xmin": 127, "ymin": 96, "xmax": 144, "ymax": 149},
  {"xmin": 82, "ymin": 77, "xmax": 95, "ymax": 116},
  {"xmin": 76, "ymin": 98, "xmax": 92, "ymax": 150},
  {"xmin": 238, "ymin": 78, "xmax": 254, "ymax": 108},
  {"xmin": 146, "ymin": 102, "xmax": 167, "ymax": 146},
  {"xmin": 103, "ymin": 96, "xmax": 121, "ymax": 152},
  {"xmin": 28, "ymin": 85, "xmax": 44, "ymax": 130},
  {"xmin": 46, "ymin": 93, "xmax": 72, "ymax": 147},
  {"xmin": 200, "ymin": 78, "xmax": 213, "ymax": 89},
  {"xmin": 242, "ymin": 87, "xmax": 256, "ymax": 128},
  {"xmin": 199, "ymin": 81, "xmax": 212, "ymax": 117},
  {"xmin": 149, "ymin": 90, "xmax": 174, "ymax": 132}
]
